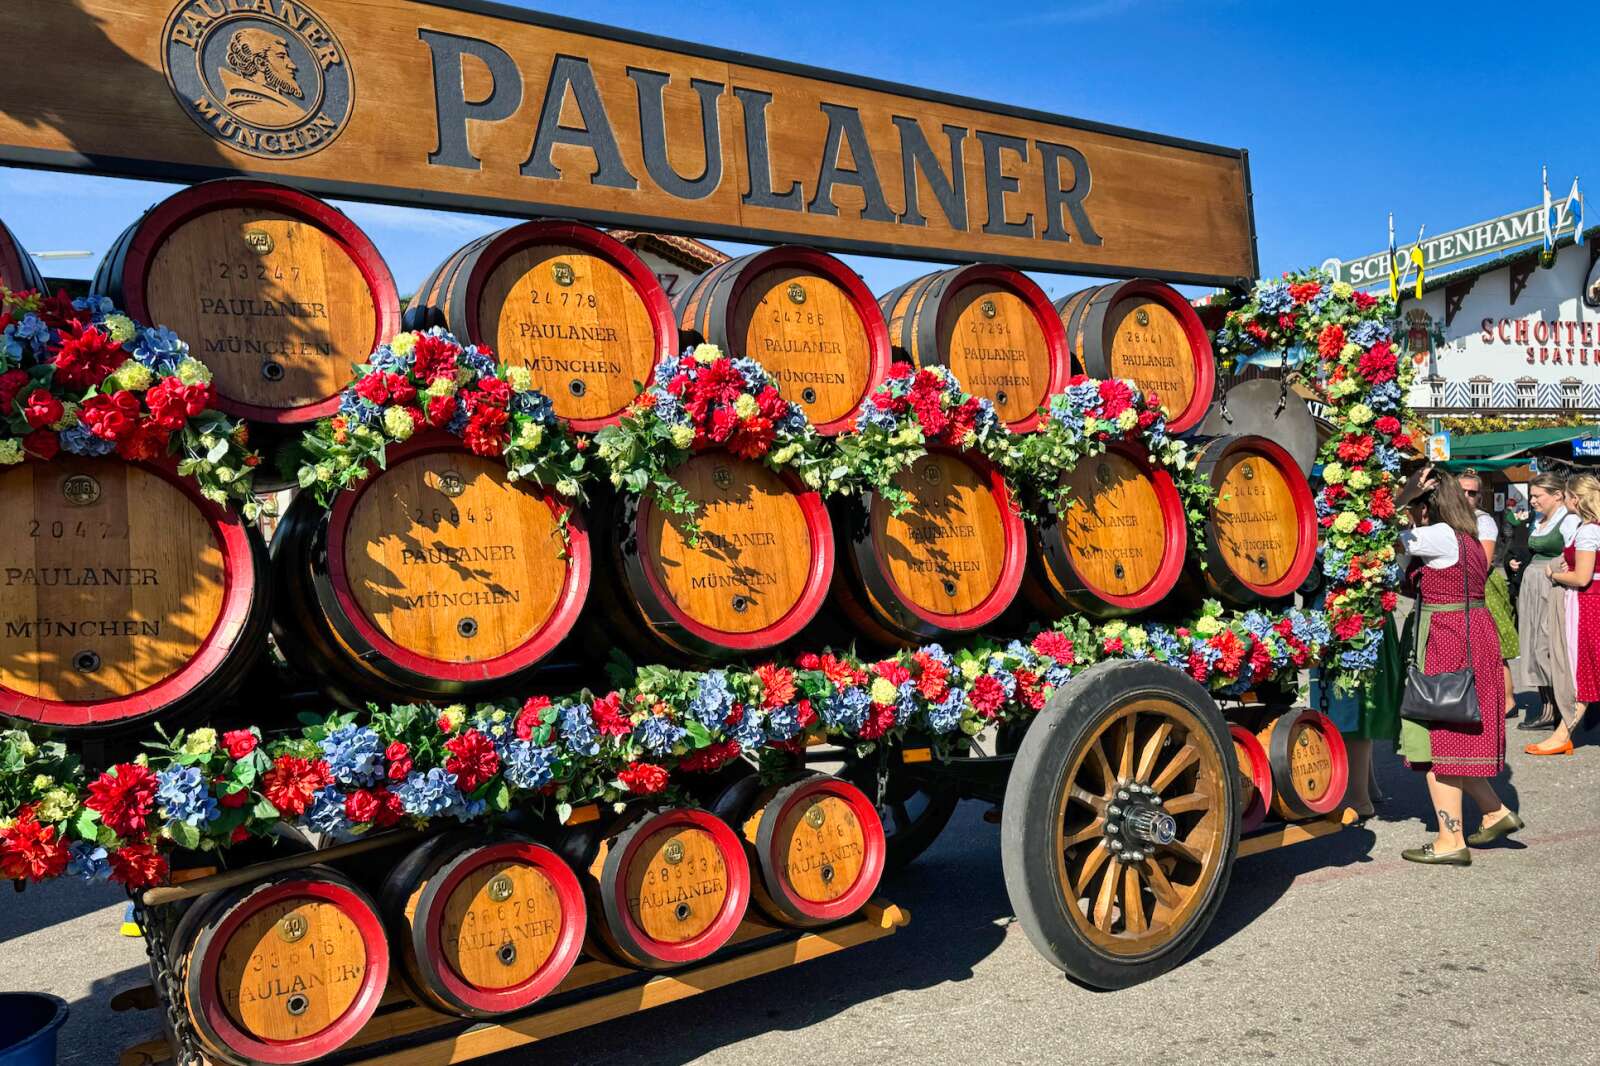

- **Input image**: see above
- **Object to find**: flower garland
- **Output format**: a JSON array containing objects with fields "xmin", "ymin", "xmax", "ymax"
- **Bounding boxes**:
[
  {"xmin": 293, "ymin": 328, "xmax": 589, "ymax": 506},
  {"xmin": 1214, "ymin": 272, "xmax": 1408, "ymax": 690},
  {"xmin": 828, "ymin": 364, "xmax": 1014, "ymax": 513},
  {"xmin": 0, "ymin": 289, "xmax": 261, "ymax": 516},
  {"xmin": 593, "ymin": 344, "xmax": 830, "ymax": 535},
  {"xmin": 0, "ymin": 599, "xmax": 1330, "ymax": 888}
]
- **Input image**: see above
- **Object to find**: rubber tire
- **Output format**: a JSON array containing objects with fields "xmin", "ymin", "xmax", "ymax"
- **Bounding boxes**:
[{"xmin": 1000, "ymin": 659, "xmax": 1239, "ymax": 990}]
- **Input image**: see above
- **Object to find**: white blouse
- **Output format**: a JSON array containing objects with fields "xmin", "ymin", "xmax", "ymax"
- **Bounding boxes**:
[
  {"xmin": 1575, "ymin": 522, "xmax": 1600, "ymax": 552},
  {"xmin": 1475, "ymin": 511, "xmax": 1497, "ymax": 543},
  {"xmin": 1399, "ymin": 522, "xmax": 1466, "ymax": 569}
]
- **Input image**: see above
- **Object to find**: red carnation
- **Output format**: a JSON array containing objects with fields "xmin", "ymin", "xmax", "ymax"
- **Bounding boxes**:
[
  {"xmin": 754, "ymin": 386, "xmax": 788, "ymax": 422},
  {"xmin": 1097, "ymin": 379, "xmax": 1134, "ymax": 419},
  {"xmin": 343, "ymin": 788, "xmax": 379, "ymax": 825},
  {"xmin": 516, "ymin": 695, "xmax": 553, "ymax": 740},
  {"xmin": 146, "ymin": 377, "xmax": 208, "ymax": 430},
  {"xmin": 221, "ymin": 729, "xmax": 258, "ymax": 760},
  {"xmin": 1332, "ymin": 612, "xmax": 1367, "ymax": 641},
  {"xmin": 1356, "ymin": 518, "xmax": 1374, "ymax": 535},
  {"xmin": 384, "ymin": 741, "xmax": 413, "ymax": 782},
  {"xmin": 1031, "ymin": 631, "xmax": 1075, "ymax": 664},
  {"xmin": 704, "ymin": 404, "xmax": 738, "ymax": 445},
  {"xmin": 1103, "ymin": 636, "xmax": 1125, "ymax": 655},
  {"xmin": 968, "ymin": 674, "xmax": 1007, "ymax": 718},
  {"xmin": 0, "ymin": 369, "xmax": 30, "ymax": 412},
  {"xmin": 261, "ymin": 755, "xmax": 333, "ymax": 817},
  {"xmin": 859, "ymin": 701, "xmax": 897, "ymax": 739},
  {"xmin": 371, "ymin": 788, "xmax": 405, "ymax": 828},
  {"xmin": 618, "ymin": 761, "xmax": 669, "ymax": 795},
  {"xmin": 444, "ymin": 729, "xmax": 500, "ymax": 793},
  {"xmin": 913, "ymin": 653, "xmax": 949, "ymax": 700},
  {"xmin": 424, "ymin": 393, "xmax": 457, "ymax": 427},
  {"xmin": 0, "ymin": 807, "xmax": 69, "ymax": 881},
  {"xmin": 795, "ymin": 697, "xmax": 818, "ymax": 730},
  {"xmin": 888, "ymin": 362, "xmax": 914, "ymax": 380},
  {"xmin": 679, "ymin": 740, "xmax": 741, "ymax": 773},
  {"xmin": 874, "ymin": 660, "xmax": 912, "ymax": 687},
  {"xmin": 1317, "ymin": 323, "xmax": 1346, "ymax": 359},
  {"xmin": 108, "ymin": 843, "xmax": 169, "ymax": 889},
  {"xmin": 85, "ymin": 762, "xmax": 159, "ymax": 839},
  {"xmin": 116, "ymin": 422, "xmax": 169, "ymax": 462},
  {"xmin": 754, "ymin": 663, "xmax": 797, "ymax": 709},
  {"xmin": 1352, "ymin": 290, "xmax": 1378, "ymax": 310},
  {"xmin": 694, "ymin": 358, "xmax": 746, "ymax": 406},
  {"xmin": 230, "ymin": 824, "xmax": 251, "ymax": 843},
  {"xmin": 1211, "ymin": 629, "xmax": 1245, "ymax": 674},
  {"xmin": 462, "ymin": 406, "xmax": 509, "ymax": 456},
  {"xmin": 1014, "ymin": 667, "xmax": 1047, "ymax": 710},
  {"xmin": 411, "ymin": 334, "xmax": 461, "ymax": 382},
  {"xmin": 1288, "ymin": 280, "xmax": 1322, "ymax": 305},
  {"xmin": 20, "ymin": 388, "xmax": 61, "ymax": 430},
  {"xmin": 726, "ymin": 415, "xmax": 774, "ymax": 459},
  {"xmin": 1336, "ymin": 434, "xmax": 1374, "ymax": 463},
  {"xmin": 217, "ymin": 786, "xmax": 250, "ymax": 810},
  {"xmin": 1370, "ymin": 488, "xmax": 1396, "ymax": 520},
  {"xmin": 52, "ymin": 323, "xmax": 125, "ymax": 389},
  {"xmin": 474, "ymin": 377, "xmax": 512, "ymax": 409},
  {"xmin": 1187, "ymin": 650, "xmax": 1210, "ymax": 683},
  {"xmin": 20, "ymin": 428, "xmax": 57, "ymax": 460},
  {"xmin": 80, "ymin": 390, "xmax": 141, "ymax": 442},
  {"xmin": 590, "ymin": 692, "xmax": 632, "ymax": 737},
  {"xmin": 1381, "ymin": 590, "xmax": 1398, "ymax": 612}
]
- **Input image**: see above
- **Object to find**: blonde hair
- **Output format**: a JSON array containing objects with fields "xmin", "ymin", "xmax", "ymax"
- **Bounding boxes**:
[{"xmin": 1566, "ymin": 474, "xmax": 1600, "ymax": 524}]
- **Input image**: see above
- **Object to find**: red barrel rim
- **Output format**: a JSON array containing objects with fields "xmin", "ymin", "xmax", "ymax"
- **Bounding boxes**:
[
  {"xmin": 459, "ymin": 220, "xmax": 677, "ymax": 433},
  {"xmin": 864, "ymin": 448, "xmax": 1026, "ymax": 633},
  {"xmin": 1086, "ymin": 279, "xmax": 1215, "ymax": 435},
  {"xmin": 718, "ymin": 245, "xmax": 891, "ymax": 435},
  {"xmin": 115, "ymin": 179, "xmax": 401, "ymax": 424},
  {"xmin": 606, "ymin": 808, "xmax": 750, "ymax": 965},
  {"xmin": 1265, "ymin": 710, "xmax": 1350, "ymax": 818},
  {"xmin": 1212, "ymin": 436, "xmax": 1317, "ymax": 600},
  {"xmin": 0, "ymin": 220, "xmax": 40, "ymax": 293},
  {"xmin": 1228, "ymin": 723, "xmax": 1273, "ymax": 833},
  {"xmin": 323, "ymin": 433, "xmax": 591, "ymax": 682},
  {"xmin": 0, "ymin": 456, "xmax": 258, "ymax": 728},
  {"xmin": 932, "ymin": 264, "xmax": 1069, "ymax": 433},
  {"xmin": 418, "ymin": 840, "xmax": 587, "ymax": 1014},
  {"xmin": 760, "ymin": 776, "xmax": 886, "ymax": 923},
  {"xmin": 1058, "ymin": 441, "xmax": 1188, "ymax": 613},
  {"xmin": 193, "ymin": 877, "xmax": 389, "ymax": 1065},
  {"xmin": 632, "ymin": 454, "xmax": 834, "ymax": 651}
]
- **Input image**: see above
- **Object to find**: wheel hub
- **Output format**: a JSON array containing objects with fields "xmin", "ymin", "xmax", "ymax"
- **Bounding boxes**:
[{"xmin": 1102, "ymin": 781, "xmax": 1177, "ymax": 863}]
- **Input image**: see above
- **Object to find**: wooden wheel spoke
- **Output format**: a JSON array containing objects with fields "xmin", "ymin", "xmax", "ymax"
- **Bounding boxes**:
[
  {"xmin": 1074, "ymin": 841, "xmax": 1111, "ymax": 895},
  {"xmin": 1069, "ymin": 785, "xmax": 1107, "ymax": 813},
  {"xmin": 1143, "ymin": 857, "xmax": 1182, "ymax": 910},
  {"xmin": 1150, "ymin": 742, "xmax": 1198, "ymax": 793},
  {"xmin": 1093, "ymin": 857, "xmax": 1122, "ymax": 931},
  {"xmin": 1164, "ymin": 835, "xmax": 1204, "ymax": 865},
  {"xmin": 1087, "ymin": 738, "xmax": 1116, "ymax": 796},
  {"xmin": 1116, "ymin": 715, "xmax": 1137, "ymax": 782},
  {"xmin": 1135, "ymin": 721, "xmax": 1172, "ymax": 783},
  {"xmin": 1162, "ymin": 791, "xmax": 1213, "ymax": 816},
  {"xmin": 1122, "ymin": 865, "xmax": 1147, "ymax": 934},
  {"xmin": 1063, "ymin": 817, "xmax": 1105, "ymax": 849}
]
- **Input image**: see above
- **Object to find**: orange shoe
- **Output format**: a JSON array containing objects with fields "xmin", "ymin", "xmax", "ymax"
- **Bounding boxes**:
[{"xmin": 1525, "ymin": 739, "xmax": 1574, "ymax": 756}]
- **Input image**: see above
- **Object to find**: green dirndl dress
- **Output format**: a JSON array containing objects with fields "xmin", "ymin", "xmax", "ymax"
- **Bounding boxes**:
[
  {"xmin": 1485, "ymin": 568, "xmax": 1518, "ymax": 659},
  {"xmin": 1313, "ymin": 614, "xmax": 1403, "ymax": 741}
]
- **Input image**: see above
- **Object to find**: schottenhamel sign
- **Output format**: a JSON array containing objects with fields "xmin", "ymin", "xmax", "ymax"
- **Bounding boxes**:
[{"xmin": 0, "ymin": 0, "xmax": 1256, "ymax": 284}]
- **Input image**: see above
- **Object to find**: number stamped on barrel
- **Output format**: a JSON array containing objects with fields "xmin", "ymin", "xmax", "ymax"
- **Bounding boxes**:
[
  {"xmin": 626, "ymin": 827, "xmax": 727, "ymax": 943},
  {"xmin": 441, "ymin": 861, "xmax": 563, "ymax": 988},
  {"xmin": 782, "ymin": 796, "xmax": 866, "ymax": 903},
  {"xmin": 219, "ymin": 900, "xmax": 367, "ymax": 1040}
]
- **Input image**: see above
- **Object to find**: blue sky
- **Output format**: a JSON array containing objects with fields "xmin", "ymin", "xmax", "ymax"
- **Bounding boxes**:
[{"xmin": 2, "ymin": 0, "xmax": 1592, "ymax": 303}]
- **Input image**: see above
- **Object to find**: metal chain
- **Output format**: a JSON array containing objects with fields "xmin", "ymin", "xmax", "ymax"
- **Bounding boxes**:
[
  {"xmin": 132, "ymin": 895, "xmax": 204, "ymax": 1066},
  {"xmin": 874, "ymin": 745, "xmax": 891, "ymax": 809}
]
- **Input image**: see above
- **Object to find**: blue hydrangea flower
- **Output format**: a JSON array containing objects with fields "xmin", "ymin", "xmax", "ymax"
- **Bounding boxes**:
[
  {"xmin": 855, "ymin": 403, "xmax": 898, "ymax": 432},
  {"xmin": 1340, "ymin": 643, "xmax": 1379, "ymax": 670},
  {"xmin": 458, "ymin": 346, "xmax": 496, "ymax": 376},
  {"xmin": 779, "ymin": 403, "xmax": 809, "ymax": 435},
  {"xmin": 1348, "ymin": 320, "xmax": 1390, "ymax": 347},
  {"xmin": 895, "ymin": 680, "xmax": 919, "ymax": 720},
  {"xmin": 726, "ymin": 705, "xmax": 765, "ymax": 750},
  {"xmin": 924, "ymin": 688, "xmax": 965, "ymax": 734},
  {"xmin": 395, "ymin": 768, "xmax": 465, "ymax": 818},
  {"xmin": 651, "ymin": 391, "xmax": 685, "ymax": 425},
  {"xmin": 821, "ymin": 686, "xmax": 870, "ymax": 732},
  {"xmin": 319, "ymin": 724, "xmax": 386, "ymax": 788},
  {"xmin": 131, "ymin": 325, "xmax": 186, "ymax": 372},
  {"xmin": 59, "ymin": 424, "xmax": 117, "ymax": 456},
  {"xmin": 338, "ymin": 391, "xmax": 382, "ymax": 427},
  {"xmin": 764, "ymin": 702, "xmax": 803, "ymax": 741},
  {"xmin": 1042, "ymin": 664, "xmax": 1073, "ymax": 690},
  {"xmin": 368, "ymin": 344, "xmax": 412, "ymax": 374},
  {"xmin": 559, "ymin": 704, "xmax": 599, "ymax": 756},
  {"xmin": 156, "ymin": 765, "xmax": 218, "ymax": 826},
  {"xmin": 690, "ymin": 670, "xmax": 734, "ymax": 730},
  {"xmin": 66, "ymin": 841, "xmax": 110, "ymax": 883},
  {"xmin": 16, "ymin": 314, "xmax": 51, "ymax": 345},
  {"xmin": 1256, "ymin": 281, "xmax": 1292, "ymax": 314},
  {"xmin": 635, "ymin": 714, "xmax": 687, "ymax": 755},
  {"xmin": 303, "ymin": 786, "xmax": 352, "ymax": 837},
  {"xmin": 502, "ymin": 741, "xmax": 556, "ymax": 789},
  {"xmin": 513, "ymin": 388, "xmax": 555, "ymax": 422},
  {"xmin": 921, "ymin": 643, "xmax": 952, "ymax": 668}
]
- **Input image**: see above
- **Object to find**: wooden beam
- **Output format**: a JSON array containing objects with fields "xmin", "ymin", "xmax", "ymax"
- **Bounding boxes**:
[{"xmin": 1236, "ymin": 808, "xmax": 1357, "ymax": 858}]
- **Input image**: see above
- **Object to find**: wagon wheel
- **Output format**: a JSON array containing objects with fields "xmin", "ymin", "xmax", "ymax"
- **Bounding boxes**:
[
  {"xmin": 836, "ymin": 746, "xmax": 960, "ymax": 874},
  {"xmin": 1001, "ymin": 660, "xmax": 1239, "ymax": 989}
]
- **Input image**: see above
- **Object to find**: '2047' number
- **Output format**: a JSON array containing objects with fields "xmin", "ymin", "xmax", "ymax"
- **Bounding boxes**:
[{"xmin": 28, "ymin": 520, "xmax": 126, "ymax": 539}]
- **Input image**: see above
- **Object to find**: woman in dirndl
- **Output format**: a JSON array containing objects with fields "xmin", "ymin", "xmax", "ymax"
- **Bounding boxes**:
[
  {"xmin": 1531, "ymin": 474, "xmax": 1600, "ymax": 754},
  {"xmin": 1512, "ymin": 473, "xmax": 1578, "ymax": 731},
  {"xmin": 1456, "ymin": 469, "xmax": 1517, "ymax": 716},
  {"xmin": 1396, "ymin": 469, "xmax": 1518, "ymax": 866}
]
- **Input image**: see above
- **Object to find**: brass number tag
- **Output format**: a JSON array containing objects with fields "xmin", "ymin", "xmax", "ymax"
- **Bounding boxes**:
[
  {"xmin": 243, "ymin": 230, "xmax": 275, "ymax": 255},
  {"xmin": 552, "ymin": 262, "xmax": 575, "ymax": 286},
  {"xmin": 61, "ymin": 474, "xmax": 100, "ymax": 506}
]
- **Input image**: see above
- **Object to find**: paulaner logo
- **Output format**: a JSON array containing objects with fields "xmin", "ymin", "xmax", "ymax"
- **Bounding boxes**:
[{"xmin": 162, "ymin": 0, "xmax": 353, "ymax": 160}]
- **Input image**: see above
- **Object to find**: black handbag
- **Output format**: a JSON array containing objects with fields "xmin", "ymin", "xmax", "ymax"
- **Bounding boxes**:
[{"xmin": 1399, "ymin": 541, "xmax": 1483, "ymax": 726}]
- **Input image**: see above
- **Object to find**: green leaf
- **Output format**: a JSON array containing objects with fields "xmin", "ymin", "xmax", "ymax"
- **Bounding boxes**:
[
  {"xmin": 490, "ymin": 781, "xmax": 511, "ymax": 812},
  {"xmin": 555, "ymin": 801, "xmax": 574, "ymax": 825},
  {"xmin": 252, "ymin": 797, "xmax": 280, "ymax": 821},
  {"xmin": 206, "ymin": 438, "xmax": 230, "ymax": 462},
  {"xmin": 170, "ymin": 820, "xmax": 201, "ymax": 850}
]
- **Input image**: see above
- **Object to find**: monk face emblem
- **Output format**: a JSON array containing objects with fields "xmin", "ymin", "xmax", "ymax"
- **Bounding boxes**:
[{"xmin": 162, "ymin": 0, "xmax": 353, "ymax": 160}]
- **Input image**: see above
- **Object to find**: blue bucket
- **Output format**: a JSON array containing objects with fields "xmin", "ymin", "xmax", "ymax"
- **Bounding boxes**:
[{"xmin": 0, "ymin": 993, "xmax": 68, "ymax": 1066}]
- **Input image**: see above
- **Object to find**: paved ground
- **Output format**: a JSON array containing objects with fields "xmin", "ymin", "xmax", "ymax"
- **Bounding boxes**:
[{"xmin": 5, "ymin": 719, "xmax": 1599, "ymax": 1066}]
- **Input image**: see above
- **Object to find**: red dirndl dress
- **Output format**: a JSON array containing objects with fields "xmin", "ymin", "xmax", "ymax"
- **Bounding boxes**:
[
  {"xmin": 1405, "ymin": 531, "xmax": 1506, "ymax": 777},
  {"xmin": 1564, "ymin": 542, "xmax": 1600, "ymax": 702}
]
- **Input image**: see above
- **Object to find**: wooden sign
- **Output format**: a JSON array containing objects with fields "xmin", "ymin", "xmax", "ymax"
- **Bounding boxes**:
[{"xmin": 0, "ymin": 0, "xmax": 1256, "ymax": 284}]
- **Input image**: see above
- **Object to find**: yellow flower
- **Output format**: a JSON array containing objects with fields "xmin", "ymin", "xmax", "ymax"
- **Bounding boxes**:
[
  {"xmin": 733, "ymin": 393, "xmax": 758, "ymax": 419},
  {"xmin": 1322, "ymin": 462, "xmax": 1347, "ymax": 485},
  {"xmin": 108, "ymin": 358, "xmax": 154, "ymax": 392},
  {"xmin": 1125, "ymin": 626, "xmax": 1148, "ymax": 647},
  {"xmin": 960, "ymin": 717, "xmax": 985, "ymax": 735},
  {"xmin": 1195, "ymin": 616, "xmax": 1221, "ymax": 636},
  {"xmin": 1329, "ymin": 377, "xmax": 1360, "ymax": 398},
  {"xmin": 176, "ymin": 358, "xmax": 212, "ymax": 386},
  {"xmin": 32, "ymin": 774, "xmax": 53, "ymax": 791},
  {"xmin": 389, "ymin": 332, "xmax": 418, "ymax": 357},
  {"xmin": 556, "ymin": 477, "xmax": 580, "ymax": 497},
  {"xmin": 516, "ymin": 421, "xmax": 544, "ymax": 448},
  {"xmin": 693, "ymin": 343, "xmax": 722, "ymax": 364},
  {"xmin": 181, "ymin": 728, "xmax": 218, "ymax": 756},
  {"xmin": 869, "ymin": 677, "xmax": 897, "ymax": 704},
  {"xmin": 438, "ymin": 706, "xmax": 466, "ymax": 732},
  {"xmin": 1348, "ymin": 469, "xmax": 1371, "ymax": 490},
  {"xmin": 1116, "ymin": 408, "xmax": 1138, "ymax": 431},
  {"xmin": 1346, "ymin": 403, "xmax": 1374, "ymax": 425},
  {"xmin": 506, "ymin": 366, "xmax": 533, "ymax": 392},
  {"xmin": 103, "ymin": 314, "xmax": 136, "ymax": 343},
  {"xmin": 50, "ymin": 402, "xmax": 79, "ymax": 431},
  {"xmin": 1332, "ymin": 282, "xmax": 1353, "ymax": 298},
  {"xmin": 383, "ymin": 406, "xmax": 415, "ymax": 441},
  {"xmin": 14, "ymin": 737, "xmax": 36, "ymax": 759},
  {"xmin": 35, "ymin": 788, "xmax": 76, "ymax": 824},
  {"xmin": 959, "ymin": 659, "xmax": 982, "ymax": 681},
  {"xmin": 770, "ymin": 442, "xmax": 799, "ymax": 465},
  {"xmin": 1333, "ymin": 512, "xmax": 1359, "ymax": 534},
  {"xmin": 669, "ymin": 423, "xmax": 695, "ymax": 449}
]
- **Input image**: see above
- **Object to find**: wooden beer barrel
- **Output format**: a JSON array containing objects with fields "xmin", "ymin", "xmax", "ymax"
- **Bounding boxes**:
[
  {"xmin": 271, "ymin": 434, "xmax": 590, "ymax": 703},
  {"xmin": 712, "ymin": 773, "xmax": 886, "ymax": 928},
  {"xmin": 674, "ymin": 246, "xmax": 890, "ymax": 434},
  {"xmin": 169, "ymin": 867, "xmax": 389, "ymax": 1065},
  {"xmin": 92, "ymin": 179, "xmax": 401, "ymax": 425},
  {"xmin": 879, "ymin": 264, "xmax": 1069, "ymax": 431},
  {"xmin": 0, "ymin": 456, "xmax": 269, "ymax": 732},
  {"xmin": 1024, "ymin": 442, "xmax": 1186, "ymax": 619},
  {"xmin": 1184, "ymin": 435, "xmax": 1317, "ymax": 606},
  {"xmin": 0, "ymin": 219, "xmax": 47, "ymax": 293},
  {"xmin": 1058, "ymin": 280, "xmax": 1215, "ymax": 434},
  {"xmin": 594, "ymin": 450, "xmax": 834, "ymax": 661},
  {"xmin": 382, "ymin": 835, "xmax": 587, "ymax": 1018},
  {"xmin": 1229, "ymin": 723, "xmax": 1274, "ymax": 833},
  {"xmin": 404, "ymin": 222, "xmax": 676, "ymax": 431},
  {"xmin": 830, "ymin": 448, "xmax": 1025, "ymax": 645},
  {"xmin": 569, "ymin": 806, "xmax": 750, "ymax": 970},
  {"xmin": 1256, "ymin": 709, "xmax": 1349, "ymax": 820}
]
